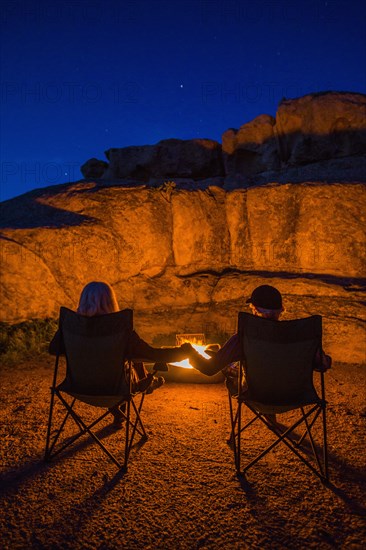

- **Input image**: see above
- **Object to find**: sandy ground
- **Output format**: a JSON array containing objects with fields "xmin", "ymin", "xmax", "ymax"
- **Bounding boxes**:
[{"xmin": 0, "ymin": 357, "xmax": 365, "ymax": 550}]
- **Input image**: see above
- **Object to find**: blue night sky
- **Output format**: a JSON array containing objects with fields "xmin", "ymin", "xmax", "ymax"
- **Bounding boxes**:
[{"xmin": 1, "ymin": 0, "xmax": 365, "ymax": 201}]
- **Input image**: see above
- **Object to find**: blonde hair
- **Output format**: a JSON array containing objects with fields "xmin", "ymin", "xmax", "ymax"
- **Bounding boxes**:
[{"xmin": 77, "ymin": 282, "xmax": 119, "ymax": 316}]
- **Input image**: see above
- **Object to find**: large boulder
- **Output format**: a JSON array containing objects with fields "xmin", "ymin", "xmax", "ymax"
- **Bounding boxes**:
[
  {"xmin": 221, "ymin": 91, "xmax": 366, "ymax": 180},
  {"xmin": 222, "ymin": 114, "xmax": 280, "ymax": 176},
  {"xmin": 80, "ymin": 158, "xmax": 108, "ymax": 179},
  {"xmin": 1, "ymin": 181, "xmax": 365, "ymax": 365},
  {"xmin": 276, "ymin": 91, "xmax": 366, "ymax": 165},
  {"xmin": 103, "ymin": 145, "xmax": 156, "ymax": 180},
  {"xmin": 103, "ymin": 138, "xmax": 224, "ymax": 180}
]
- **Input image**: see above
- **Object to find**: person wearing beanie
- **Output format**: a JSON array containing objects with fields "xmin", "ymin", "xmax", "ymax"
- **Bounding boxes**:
[{"xmin": 188, "ymin": 284, "xmax": 331, "ymax": 381}]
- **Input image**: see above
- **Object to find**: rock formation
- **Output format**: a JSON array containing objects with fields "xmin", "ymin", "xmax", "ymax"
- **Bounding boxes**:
[
  {"xmin": 80, "ymin": 158, "xmax": 108, "ymax": 179},
  {"xmin": 103, "ymin": 138, "xmax": 224, "ymax": 181},
  {"xmin": 1, "ymin": 181, "xmax": 365, "ymax": 365},
  {"xmin": 1, "ymin": 91, "xmax": 365, "ymax": 366},
  {"xmin": 84, "ymin": 91, "xmax": 366, "ymax": 186},
  {"xmin": 222, "ymin": 114, "xmax": 280, "ymax": 176},
  {"xmin": 275, "ymin": 92, "xmax": 366, "ymax": 165}
]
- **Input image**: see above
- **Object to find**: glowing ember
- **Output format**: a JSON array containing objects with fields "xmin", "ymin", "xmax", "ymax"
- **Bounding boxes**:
[{"xmin": 170, "ymin": 334, "xmax": 215, "ymax": 369}]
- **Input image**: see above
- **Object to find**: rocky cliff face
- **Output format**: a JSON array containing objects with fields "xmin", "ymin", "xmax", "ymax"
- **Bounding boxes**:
[
  {"xmin": 2, "ymin": 91, "xmax": 366, "ymax": 365},
  {"xmin": 1, "ymin": 181, "xmax": 365, "ymax": 365},
  {"xmin": 81, "ymin": 91, "xmax": 366, "ymax": 187}
]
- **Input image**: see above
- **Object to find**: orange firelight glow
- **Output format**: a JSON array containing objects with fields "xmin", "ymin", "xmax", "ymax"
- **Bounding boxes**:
[
  {"xmin": 170, "ymin": 334, "xmax": 213, "ymax": 369},
  {"xmin": 170, "ymin": 343, "xmax": 212, "ymax": 369}
]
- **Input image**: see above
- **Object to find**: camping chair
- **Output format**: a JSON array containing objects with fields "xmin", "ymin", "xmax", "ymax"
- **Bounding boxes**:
[
  {"xmin": 45, "ymin": 307, "xmax": 153, "ymax": 471},
  {"xmin": 228, "ymin": 312, "xmax": 329, "ymax": 482}
]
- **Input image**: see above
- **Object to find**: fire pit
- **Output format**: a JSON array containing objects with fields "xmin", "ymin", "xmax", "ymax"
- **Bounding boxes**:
[{"xmin": 164, "ymin": 334, "xmax": 224, "ymax": 384}]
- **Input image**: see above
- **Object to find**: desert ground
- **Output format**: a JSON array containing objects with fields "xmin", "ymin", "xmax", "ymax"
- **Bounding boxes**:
[{"xmin": 0, "ymin": 357, "xmax": 365, "ymax": 549}]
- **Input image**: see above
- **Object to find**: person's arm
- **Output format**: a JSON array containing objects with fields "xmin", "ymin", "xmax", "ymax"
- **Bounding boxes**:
[
  {"xmin": 188, "ymin": 334, "xmax": 241, "ymax": 376},
  {"xmin": 49, "ymin": 329, "xmax": 65, "ymax": 356},
  {"xmin": 314, "ymin": 348, "xmax": 332, "ymax": 372},
  {"xmin": 128, "ymin": 331, "xmax": 192, "ymax": 363}
]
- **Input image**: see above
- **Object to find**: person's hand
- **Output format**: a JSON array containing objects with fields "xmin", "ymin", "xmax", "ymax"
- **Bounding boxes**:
[
  {"xmin": 314, "ymin": 349, "xmax": 332, "ymax": 372},
  {"xmin": 179, "ymin": 342, "xmax": 194, "ymax": 356}
]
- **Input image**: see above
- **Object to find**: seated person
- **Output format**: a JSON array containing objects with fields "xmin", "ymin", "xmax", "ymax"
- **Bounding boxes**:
[
  {"xmin": 49, "ymin": 281, "xmax": 193, "ymax": 427},
  {"xmin": 188, "ymin": 285, "xmax": 332, "ymax": 415}
]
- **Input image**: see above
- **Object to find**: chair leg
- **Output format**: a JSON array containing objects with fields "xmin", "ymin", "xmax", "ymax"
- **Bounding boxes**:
[
  {"xmin": 241, "ymin": 403, "xmax": 328, "ymax": 481},
  {"xmin": 121, "ymin": 393, "xmax": 148, "ymax": 470},
  {"xmin": 236, "ymin": 400, "xmax": 242, "ymax": 474},
  {"xmin": 295, "ymin": 405, "xmax": 328, "ymax": 481},
  {"xmin": 45, "ymin": 386, "xmax": 57, "ymax": 461},
  {"xmin": 227, "ymin": 392, "xmax": 238, "ymax": 466},
  {"xmin": 132, "ymin": 395, "xmax": 148, "ymax": 439},
  {"xmin": 46, "ymin": 391, "xmax": 124, "ymax": 468},
  {"xmin": 227, "ymin": 391, "xmax": 236, "ymax": 443},
  {"xmin": 45, "ymin": 355, "xmax": 60, "ymax": 460},
  {"xmin": 297, "ymin": 405, "xmax": 322, "ymax": 446},
  {"xmin": 73, "ymin": 416, "xmax": 124, "ymax": 469},
  {"xmin": 126, "ymin": 397, "xmax": 148, "ymax": 458},
  {"xmin": 300, "ymin": 407, "xmax": 325, "ymax": 477},
  {"xmin": 121, "ymin": 394, "xmax": 147, "ymax": 439},
  {"xmin": 58, "ymin": 393, "xmax": 124, "ymax": 468},
  {"xmin": 46, "ymin": 389, "xmax": 148, "ymax": 471},
  {"xmin": 322, "ymin": 403, "xmax": 329, "ymax": 481},
  {"xmin": 45, "ymin": 382, "xmax": 81, "ymax": 461},
  {"xmin": 46, "ymin": 397, "xmax": 78, "ymax": 459},
  {"xmin": 277, "ymin": 430, "xmax": 327, "ymax": 481},
  {"xmin": 319, "ymin": 372, "xmax": 329, "ymax": 481},
  {"xmin": 228, "ymin": 396, "xmax": 264, "ymax": 475},
  {"xmin": 124, "ymin": 398, "xmax": 131, "ymax": 469}
]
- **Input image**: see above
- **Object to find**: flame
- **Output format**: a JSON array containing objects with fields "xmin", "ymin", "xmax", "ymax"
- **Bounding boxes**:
[{"xmin": 170, "ymin": 343, "xmax": 211, "ymax": 369}]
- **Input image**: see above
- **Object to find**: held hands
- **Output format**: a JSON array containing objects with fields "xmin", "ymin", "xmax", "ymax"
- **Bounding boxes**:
[
  {"xmin": 179, "ymin": 343, "xmax": 216, "ymax": 359},
  {"xmin": 179, "ymin": 343, "xmax": 202, "ymax": 364},
  {"xmin": 178, "ymin": 343, "xmax": 207, "ymax": 368},
  {"xmin": 179, "ymin": 342, "xmax": 195, "ymax": 355}
]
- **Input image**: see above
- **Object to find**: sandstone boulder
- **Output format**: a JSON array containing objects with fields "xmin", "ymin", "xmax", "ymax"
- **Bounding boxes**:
[
  {"xmin": 220, "ymin": 91, "xmax": 366, "ymax": 179},
  {"xmin": 103, "ymin": 145, "xmax": 156, "ymax": 180},
  {"xmin": 103, "ymin": 138, "xmax": 224, "ymax": 180},
  {"xmin": 276, "ymin": 91, "xmax": 366, "ymax": 165},
  {"xmin": 80, "ymin": 158, "xmax": 108, "ymax": 179},
  {"xmin": 222, "ymin": 114, "xmax": 280, "ymax": 176}
]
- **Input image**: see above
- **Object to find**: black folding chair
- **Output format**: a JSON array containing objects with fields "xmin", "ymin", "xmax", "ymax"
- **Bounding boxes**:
[
  {"xmin": 45, "ymin": 307, "xmax": 148, "ymax": 471},
  {"xmin": 228, "ymin": 312, "xmax": 329, "ymax": 482}
]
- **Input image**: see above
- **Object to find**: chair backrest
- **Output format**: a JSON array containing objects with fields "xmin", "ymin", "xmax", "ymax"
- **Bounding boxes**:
[
  {"xmin": 238, "ymin": 312, "xmax": 322, "ymax": 406},
  {"xmin": 58, "ymin": 307, "xmax": 133, "ymax": 396}
]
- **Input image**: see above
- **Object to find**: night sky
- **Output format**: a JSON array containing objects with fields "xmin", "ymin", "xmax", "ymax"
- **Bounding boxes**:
[{"xmin": 1, "ymin": 0, "xmax": 365, "ymax": 201}]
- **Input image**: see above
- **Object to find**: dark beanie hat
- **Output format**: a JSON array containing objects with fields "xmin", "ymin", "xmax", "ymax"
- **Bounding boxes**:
[{"xmin": 246, "ymin": 285, "xmax": 283, "ymax": 310}]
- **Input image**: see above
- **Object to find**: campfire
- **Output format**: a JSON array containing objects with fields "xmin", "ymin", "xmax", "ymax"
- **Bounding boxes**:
[
  {"xmin": 170, "ymin": 334, "xmax": 219, "ymax": 369},
  {"xmin": 155, "ymin": 334, "xmax": 223, "ymax": 383}
]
